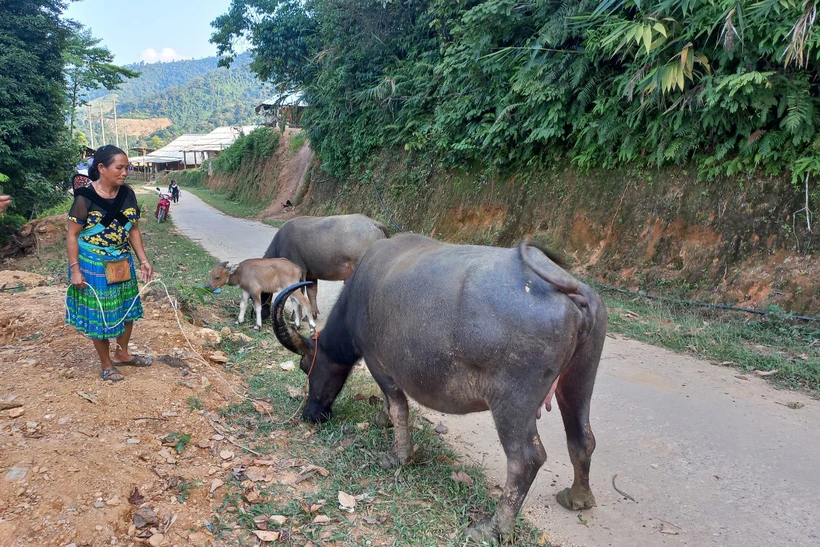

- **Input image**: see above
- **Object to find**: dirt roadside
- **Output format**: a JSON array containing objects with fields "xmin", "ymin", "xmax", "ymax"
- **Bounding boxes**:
[
  {"xmin": 0, "ymin": 266, "xmax": 256, "ymax": 547},
  {"xmin": 169, "ymin": 193, "xmax": 820, "ymax": 547}
]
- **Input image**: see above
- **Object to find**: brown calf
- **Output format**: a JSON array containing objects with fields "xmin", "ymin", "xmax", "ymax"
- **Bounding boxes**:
[{"xmin": 206, "ymin": 258, "xmax": 315, "ymax": 332}]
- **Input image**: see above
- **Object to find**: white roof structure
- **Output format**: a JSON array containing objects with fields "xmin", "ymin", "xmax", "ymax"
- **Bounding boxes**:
[
  {"xmin": 185, "ymin": 125, "xmax": 258, "ymax": 153},
  {"xmin": 131, "ymin": 125, "xmax": 260, "ymax": 165}
]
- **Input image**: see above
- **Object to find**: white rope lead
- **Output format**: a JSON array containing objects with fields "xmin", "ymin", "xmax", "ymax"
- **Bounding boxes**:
[{"xmin": 64, "ymin": 278, "xmax": 249, "ymax": 401}]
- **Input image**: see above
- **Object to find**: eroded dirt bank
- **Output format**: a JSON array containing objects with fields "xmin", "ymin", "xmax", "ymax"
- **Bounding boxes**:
[{"xmin": 300, "ymin": 154, "xmax": 819, "ymax": 316}]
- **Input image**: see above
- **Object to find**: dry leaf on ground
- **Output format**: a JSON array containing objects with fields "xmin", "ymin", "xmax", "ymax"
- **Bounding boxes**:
[
  {"xmin": 338, "ymin": 490, "xmax": 356, "ymax": 511},
  {"xmin": 253, "ymin": 530, "xmax": 281, "ymax": 542},
  {"xmin": 252, "ymin": 399, "xmax": 273, "ymax": 414},
  {"xmin": 76, "ymin": 391, "xmax": 98, "ymax": 404},
  {"xmin": 451, "ymin": 471, "xmax": 473, "ymax": 486}
]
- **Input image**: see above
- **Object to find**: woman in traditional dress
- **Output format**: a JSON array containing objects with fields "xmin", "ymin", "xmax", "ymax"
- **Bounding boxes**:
[{"xmin": 65, "ymin": 145, "xmax": 154, "ymax": 381}]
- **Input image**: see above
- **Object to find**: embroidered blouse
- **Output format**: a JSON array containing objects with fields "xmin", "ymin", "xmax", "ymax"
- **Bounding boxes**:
[{"xmin": 68, "ymin": 185, "xmax": 140, "ymax": 253}]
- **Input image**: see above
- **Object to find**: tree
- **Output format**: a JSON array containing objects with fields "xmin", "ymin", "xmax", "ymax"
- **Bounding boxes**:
[
  {"xmin": 63, "ymin": 25, "xmax": 140, "ymax": 138},
  {"xmin": 210, "ymin": 0, "xmax": 317, "ymax": 92},
  {"xmin": 0, "ymin": 0, "xmax": 74, "ymax": 218}
]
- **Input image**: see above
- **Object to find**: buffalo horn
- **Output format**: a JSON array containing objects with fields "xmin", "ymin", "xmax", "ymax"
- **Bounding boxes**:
[{"xmin": 273, "ymin": 281, "xmax": 313, "ymax": 355}]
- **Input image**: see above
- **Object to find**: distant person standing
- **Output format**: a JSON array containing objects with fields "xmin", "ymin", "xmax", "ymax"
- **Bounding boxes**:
[
  {"xmin": 0, "ymin": 195, "xmax": 10, "ymax": 213},
  {"xmin": 168, "ymin": 180, "xmax": 180, "ymax": 203}
]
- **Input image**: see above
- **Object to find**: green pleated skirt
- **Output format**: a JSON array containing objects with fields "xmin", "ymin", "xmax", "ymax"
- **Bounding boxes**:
[{"xmin": 65, "ymin": 249, "xmax": 143, "ymax": 340}]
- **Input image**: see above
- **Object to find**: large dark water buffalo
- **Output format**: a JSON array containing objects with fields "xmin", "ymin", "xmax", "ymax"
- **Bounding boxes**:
[
  {"xmin": 273, "ymin": 234, "xmax": 607, "ymax": 542},
  {"xmin": 262, "ymin": 214, "xmax": 389, "ymax": 318}
]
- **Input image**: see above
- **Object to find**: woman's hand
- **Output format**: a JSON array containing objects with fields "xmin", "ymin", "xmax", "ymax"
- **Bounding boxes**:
[
  {"xmin": 139, "ymin": 261, "xmax": 153, "ymax": 283},
  {"xmin": 70, "ymin": 267, "xmax": 85, "ymax": 289}
]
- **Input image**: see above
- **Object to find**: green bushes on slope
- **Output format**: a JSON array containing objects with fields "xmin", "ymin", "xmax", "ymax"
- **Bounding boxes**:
[
  {"xmin": 211, "ymin": 0, "xmax": 820, "ymax": 196},
  {"xmin": 210, "ymin": 127, "xmax": 280, "ymax": 176}
]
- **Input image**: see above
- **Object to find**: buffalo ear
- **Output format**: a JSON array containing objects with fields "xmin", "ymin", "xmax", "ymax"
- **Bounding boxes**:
[
  {"xmin": 228, "ymin": 263, "xmax": 240, "ymax": 275},
  {"xmin": 218, "ymin": 261, "xmax": 229, "ymax": 268}
]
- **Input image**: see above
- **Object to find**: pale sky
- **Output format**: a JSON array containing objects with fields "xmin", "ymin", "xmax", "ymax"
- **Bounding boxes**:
[{"xmin": 64, "ymin": 0, "xmax": 236, "ymax": 64}]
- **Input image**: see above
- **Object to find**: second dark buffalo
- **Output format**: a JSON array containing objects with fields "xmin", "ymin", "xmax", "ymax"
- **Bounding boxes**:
[{"xmin": 261, "ymin": 213, "xmax": 389, "ymax": 318}]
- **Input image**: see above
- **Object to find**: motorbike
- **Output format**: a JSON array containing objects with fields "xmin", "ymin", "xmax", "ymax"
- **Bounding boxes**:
[{"xmin": 155, "ymin": 188, "xmax": 171, "ymax": 223}]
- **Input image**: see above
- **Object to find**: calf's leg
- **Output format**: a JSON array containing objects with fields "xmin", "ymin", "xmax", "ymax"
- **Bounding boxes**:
[
  {"xmin": 465, "ymin": 403, "xmax": 547, "ymax": 543},
  {"xmin": 252, "ymin": 292, "xmax": 263, "ymax": 330},
  {"xmin": 288, "ymin": 296, "xmax": 302, "ymax": 330},
  {"xmin": 554, "ymin": 329, "xmax": 605, "ymax": 511},
  {"xmin": 237, "ymin": 290, "xmax": 250, "ymax": 324},
  {"xmin": 293, "ymin": 291, "xmax": 316, "ymax": 332}
]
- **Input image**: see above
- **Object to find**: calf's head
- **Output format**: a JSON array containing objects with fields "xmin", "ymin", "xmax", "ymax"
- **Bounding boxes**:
[
  {"xmin": 206, "ymin": 261, "xmax": 235, "ymax": 290},
  {"xmin": 273, "ymin": 282, "xmax": 352, "ymax": 424}
]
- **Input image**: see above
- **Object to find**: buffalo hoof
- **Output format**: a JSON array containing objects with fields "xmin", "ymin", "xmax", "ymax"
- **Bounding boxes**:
[
  {"xmin": 312, "ymin": 312, "xmax": 319, "ymax": 320},
  {"xmin": 463, "ymin": 518, "xmax": 501, "ymax": 545},
  {"xmin": 556, "ymin": 486, "xmax": 596, "ymax": 511},
  {"xmin": 253, "ymin": 325, "xmax": 260, "ymax": 331}
]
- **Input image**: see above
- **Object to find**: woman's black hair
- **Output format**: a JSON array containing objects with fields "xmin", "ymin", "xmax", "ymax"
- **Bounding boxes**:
[{"xmin": 88, "ymin": 144, "xmax": 127, "ymax": 181}]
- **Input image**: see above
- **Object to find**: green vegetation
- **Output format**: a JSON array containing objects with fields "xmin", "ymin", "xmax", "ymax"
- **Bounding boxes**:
[
  {"xmin": 81, "ymin": 53, "xmax": 267, "ymax": 149},
  {"xmin": 1, "ymin": 0, "xmax": 75, "ymax": 224},
  {"xmin": 212, "ymin": 0, "xmax": 820, "ymax": 194},
  {"xmin": 117, "ymin": 54, "xmax": 267, "ymax": 142},
  {"xmin": 183, "ymin": 185, "xmax": 270, "ymax": 219},
  {"xmin": 36, "ymin": 197, "xmax": 73, "ymax": 219},
  {"xmin": 598, "ymin": 282, "xmax": 820, "ymax": 391},
  {"xmin": 84, "ymin": 57, "xmax": 224, "ymax": 104},
  {"xmin": 210, "ymin": 127, "xmax": 280, "ymax": 176},
  {"xmin": 64, "ymin": 26, "xmax": 140, "ymax": 137},
  {"xmin": 289, "ymin": 131, "xmax": 307, "ymax": 152}
]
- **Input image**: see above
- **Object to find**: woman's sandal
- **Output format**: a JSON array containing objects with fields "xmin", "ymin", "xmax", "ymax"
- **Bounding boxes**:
[
  {"xmin": 113, "ymin": 355, "xmax": 153, "ymax": 367},
  {"xmin": 100, "ymin": 367, "xmax": 124, "ymax": 382}
]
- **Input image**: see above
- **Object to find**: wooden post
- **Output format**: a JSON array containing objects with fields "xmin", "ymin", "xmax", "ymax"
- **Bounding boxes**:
[
  {"xmin": 114, "ymin": 98, "xmax": 119, "ymax": 147},
  {"xmin": 99, "ymin": 103, "xmax": 105, "ymax": 145}
]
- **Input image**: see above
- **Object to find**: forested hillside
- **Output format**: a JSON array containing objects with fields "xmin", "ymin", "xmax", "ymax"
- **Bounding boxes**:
[
  {"xmin": 82, "ymin": 53, "xmax": 267, "ymax": 145},
  {"xmin": 208, "ymin": 0, "xmax": 819, "ymax": 312},
  {"xmin": 116, "ymin": 56, "xmax": 267, "ymax": 131},
  {"xmin": 83, "ymin": 56, "xmax": 221, "ymax": 104}
]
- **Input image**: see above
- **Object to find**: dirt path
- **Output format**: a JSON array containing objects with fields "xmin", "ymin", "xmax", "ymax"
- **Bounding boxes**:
[
  {"xmin": 169, "ymin": 194, "xmax": 820, "ymax": 547},
  {"xmin": 0, "ymin": 270, "xmax": 247, "ymax": 547}
]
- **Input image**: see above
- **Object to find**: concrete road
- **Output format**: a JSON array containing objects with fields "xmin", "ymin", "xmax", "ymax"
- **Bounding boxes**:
[{"xmin": 170, "ymin": 191, "xmax": 820, "ymax": 547}]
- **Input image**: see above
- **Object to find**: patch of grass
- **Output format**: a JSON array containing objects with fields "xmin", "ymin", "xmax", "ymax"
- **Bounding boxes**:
[
  {"xmin": 594, "ymin": 282, "xmax": 820, "ymax": 392},
  {"xmin": 289, "ymin": 131, "xmax": 307, "ymax": 152},
  {"xmin": 207, "ymin": 338, "xmax": 551, "ymax": 546},
  {"xmin": 187, "ymin": 396, "xmax": 203, "ymax": 411},
  {"xmin": 173, "ymin": 477, "xmax": 202, "ymax": 503},
  {"xmin": 37, "ymin": 197, "xmax": 73, "ymax": 218},
  {"xmin": 163, "ymin": 431, "xmax": 192, "ymax": 454},
  {"xmin": 183, "ymin": 185, "xmax": 268, "ymax": 219}
]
